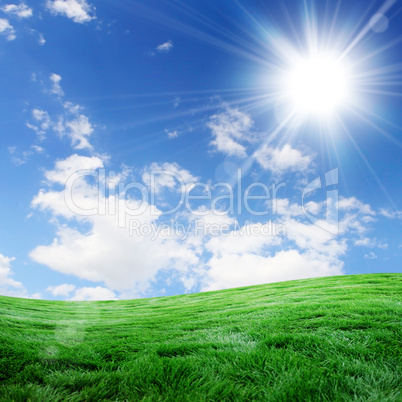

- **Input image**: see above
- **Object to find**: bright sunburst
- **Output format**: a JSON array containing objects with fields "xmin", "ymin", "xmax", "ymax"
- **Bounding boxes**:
[{"xmin": 285, "ymin": 54, "xmax": 350, "ymax": 117}]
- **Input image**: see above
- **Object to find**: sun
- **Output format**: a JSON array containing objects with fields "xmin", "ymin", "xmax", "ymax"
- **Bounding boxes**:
[{"xmin": 285, "ymin": 55, "xmax": 350, "ymax": 118}]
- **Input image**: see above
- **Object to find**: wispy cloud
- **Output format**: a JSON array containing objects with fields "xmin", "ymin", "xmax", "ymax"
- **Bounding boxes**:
[
  {"xmin": 156, "ymin": 40, "xmax": 173, "ymax": 53},
  {"xmin": 379, "ymin": 208, "xmax": 402, "ymax": 219},
  {"xmin": 364, "ymin": 252, "xmax": 377, "ymax": 260},
  {"xmin": 165, "ymin": 129, "xmax": 178, "ymax": 139},
  {"xmin": 47, "ymin": 283, "xmax": 76, "ymax": 297},
  {"xmin": 46, "ymin": 0, "xmax": 95, "ymax": 24},
  {"xmin": 142, "ymin": 162, "xmax": 199, "ymax": 194},
  {"xmin": 54, "ymin": 102, "xmax": 94, "ymax": 150},
  {"xmin": 0, "ymin": 18, "xmax": 16, "ymax": 41},
  {"xmin": 253, "ymin": 144, "xmax": 313, "ymax": 175},
  {"xmin": 208, "ymin": 107, "xmax": 253, "ymax": 157},
  {"xmin": 47, "ymin": 283, "xmax": 116, "ymax": 300},
  {"xmin": 1, "ymin": 3, "xmax": 33, "ymax": 18},
  {"xmin": 38, "ymin": 32, "xmax": 45, "ymax": 45},
  {"xmin": 173, "ymin": 97, "xmax": 180, "ymax": 108},
  {"xmin": 49, "ymin": 73, "xmax": 64, "ymax": 97},
  {"xmin": 68, "ymin": 286, "xmax": 117, "ymax": 301},
  {"xmin": 30, "ymin": 157, "xmax": 200, "ymax": 294},
  {"xmin": 8, "ymin": 144, "xmax": 44, "ymax": 166},
  {"xmin": 0, "ymin": 254, "xmax": 30, "ymax": 297}
]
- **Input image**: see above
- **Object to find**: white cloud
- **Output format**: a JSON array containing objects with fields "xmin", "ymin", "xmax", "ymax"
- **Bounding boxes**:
[
  {"xmin": 65, "ymin": 114, "xmax": 94, "ymax": 150},
  {"xmin": 46, "ymin": 0, "xmax": 95, "ymax": 23},
  {"xmin": 47, "ymin": 283, "xmax": 76, "ymax": 297},
  {"xmin": 44, "ymin": 154, "xmax": 104, "ymax": 185},
  {"xmin": 29, "ymin": 147, "xmax": 384, "ymax": 297},
  {"xmin": 156, "ymin": 40, "xmax": 173, "ymax": 53},
  {"xmin": 355, "ymin": 237, "xmax": 375, "ymax": 247},
  {"xmin": 32, "ymin": 109, "xmax": 51, "ymax": 132},
  {"xmin": 166, "ymin": 129, "xmax": 178, "ymax": 139},
  {"xmin": 0, "ymin": 18, "xmax": 16, "ymax": 41},
  {"xmin": 203, "ymin": 249, "xmax": 344, "ymax": 291},
  {"xmin": 1, "ymin": 3, "xmax": 33, "ymax": 18},
  {"xmin": 38, "ymin": 32, "xmax": 46, "ymax": 45},
  {"xmin": 379, "ymin": 208, "xmax": 402, "ymax": 220},
  {"xmin": 0, "ymin": 254, "xmax": 22, "ymax": 290},
  {"xmin": 29, "ymin": 101, "xmax": 94, "ymax": 151},
  {"xmin": 50, "ymin": 73, "xmax": 64, "ymax": 97},
  {"xmin": 206, "ymin": 222, "xmax": 281, "ymax": 258},
  {"xmin": 32, "ymin": 154, "xmax": 104, "ymax": 217},
  {"xmin": 0, "ymin": 254, "xmax": 27, "ymax": 297},
  {"xmin": 47, "ymin": 283, "xmax": 116, "ymax": 300},
  {"xmin": 253, "ymin": 144, "xmax": 313, "ymax": 174},
  {"xmin": 208, "ymin": 107, "xmax": 253, "ymax": 157},
  {"xmin": 201, "ymin": 194, "xmax": 380, "ymax": 292},
  {"xmin": 32, "ymin": 145, "xmax": 44, "ymax": 153},
  {"xmin": 8, "ymin": 144, "xmax": 44, "ymax": 166},
  {"xmin": 173, "ymin": 97, "xmax": 180, "ymax": 108},
  {"xmin": 201, "ymin": 214, "xmax": 343, "ymax": 292},
  {"xmin": 54, "ymin": 103, "xmax": 94, "ymax": 150},
  {"xmin": 364, "ymin": 252, "xmax": 377, "ymax": 260},
  {"xmin": 69, "ymin": 286, "xmax": 117, "ymax": 301},
  {"xmin": 338, "ymin": 197, "xmax": 375, "ymax": 215},
  {"xmin": 142, "ymin": 162, "xmax": 199, "ymax": 195},
  {"xmin": 30, "ymin": 157, "xmax": 201, "ymax": 293},
  {"xmin": 27, "ymin": 108, "xmax": 51, "ymax": 142}
]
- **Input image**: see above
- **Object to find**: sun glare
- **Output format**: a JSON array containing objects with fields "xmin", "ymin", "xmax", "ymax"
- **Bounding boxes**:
[{"xmin": 285, "ymin": 55, "xmax": 350, "ymax": 117}]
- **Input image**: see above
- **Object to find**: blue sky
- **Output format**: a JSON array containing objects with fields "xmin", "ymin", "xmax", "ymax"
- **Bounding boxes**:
[{"xmin": 0, "ymin": 0, "xmax": 401, "ymax": 301}]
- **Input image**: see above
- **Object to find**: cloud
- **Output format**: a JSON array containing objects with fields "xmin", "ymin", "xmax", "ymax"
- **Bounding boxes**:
[
  {"xmin": 201, "ymin": 195, "xmax": 379, "ymax": 292},
  {"xmin": 29, "ymin": 149, "xmax": 383, "ymax": 297},
  {"xmin": 32, "ymin": 154, "xmax": 104, "ymax": 218},
  {"xmin": 142, "ymin": 162, "xmax": 199, "ymax": 195},
  {"xmin": 0, "ymin": 254, "xmax": 22, "ymax": 290},
  {"xmin": 0, "ymin": 18, "xmax": 16, "ymax": 41},
  {"xmin": 50, "ymin": 73, "xmax": 64, "ymax": 97},
  {"xmin": 26, "ymin": 108, "xmax": 52, "ymax": 148},
  {"xmin": 338, "ymin": 197, "xmax": 375, "ymax": 215},
  {"xmin": 354, "ymin": 237, "xmax": 375, "ymax": 247},
  {"xmin": 38, "ymin": 32, "xmax": 46, "ymax": 46},
  {"xmin": 0, "ymin": 253, "xmax": 27, "ymax": 297},
  {"xmin": 1, "ymin": 3, "xmax": 33, "ymax": 18},
  {"xmin": 156, "ymin": 40, "xmax": 173, "ymax": 53},
  {"xmin": 253, "ymin": 144, "xmax": 313, "ymax": 174},
  {"xmin": 208, "ymin": 107, "xmax": 253, "ymax": 157},
  {"xmin": 65, "ymin": 114, "xmax": 94, "ymax": 150},
  {"xmin": 33, "ymin": 108, "xmax": 50, "ymax": 125},
  {"xmin": 173, "ymin": 97, "xmax": 180, "ymax": 108},
  {"xmin": 69, "ymin": 286, "xmax": 117, "ymax": 301},
  {"xmin": 44, "ymin": 154, "xmax": 104, "ymax": 185},
  {"xmin": 8, "ymin": 144, "xmax": 44, "ymax": 166},
  {"xmin": 54, "ymin": 103, "xmax": 95, "ymax": 150},
  {"xmin": 166, "ymin": 129, "xmax": 178, "ymax": 139},
  {"xmin": 47, "ymin": 283, "xmax": 76, "ymax": 297},
  {"xmin": 30, "ymin": 157, "xmax": 200, "ymax": 293},
  {"xmin": 206, "ymin": 222, "xmax": 281, "ymax": 258},
  {"xmin": 203, "ymin": 249, "xmax": 344, "ymax": 291},
  {"xmin": 47, "ymin": 283, "xmax": 116, "ymax": 300},
  {"xmin": 30, "ymin": 109, "xmax": 51, "ymax": 140},
  {"xmin": 46, "ymin": 0, "xmax": 95, "ymax": 23},
  {"xmin": 379, "ymin": 208, "xmax": 402, "ymax": 220},
  {"xmin": 364, "ymin": 252, "xmax": 377, "ymax": 260},
  {"xmin": 28, "ymin": 98, "xmax": 95, "ymax": 153}
]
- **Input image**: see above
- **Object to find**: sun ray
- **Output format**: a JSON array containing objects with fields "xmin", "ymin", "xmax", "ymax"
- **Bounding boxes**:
[{"xmin": 337, "ymin": 117, "xmax": 396, "ymax": 206}]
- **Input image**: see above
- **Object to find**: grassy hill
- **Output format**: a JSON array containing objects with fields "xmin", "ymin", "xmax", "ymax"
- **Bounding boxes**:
[{"xmin": 0, "ymin": 273, "xmax": 401, "ymax": 401}]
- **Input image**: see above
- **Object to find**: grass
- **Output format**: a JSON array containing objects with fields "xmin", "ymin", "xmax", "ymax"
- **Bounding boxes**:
[{"xmin": 0, "ymin": 273, "xmax": 401, "ymax": 401}]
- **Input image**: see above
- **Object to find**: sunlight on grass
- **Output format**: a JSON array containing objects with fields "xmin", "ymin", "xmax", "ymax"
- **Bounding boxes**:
[{"xmin": 0, "ymin": 273, "xmax": 401, "ymax": 400}]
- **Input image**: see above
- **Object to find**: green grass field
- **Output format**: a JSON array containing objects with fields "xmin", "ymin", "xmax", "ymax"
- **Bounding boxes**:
[{"xmin": 0, "ymin": 273, "xmax": 401, "ymax": 401}]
